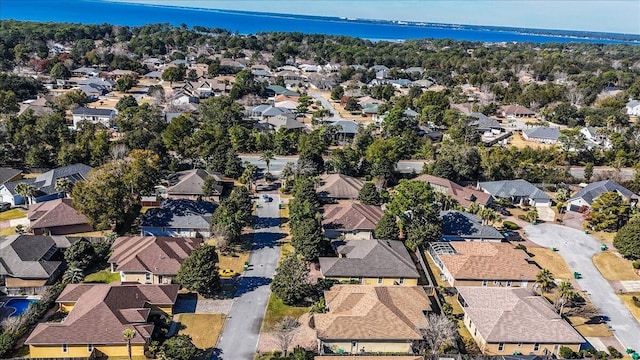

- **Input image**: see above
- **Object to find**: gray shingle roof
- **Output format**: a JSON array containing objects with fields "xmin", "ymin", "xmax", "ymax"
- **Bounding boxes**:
[
  {"xmin": 0, "ymin": 167, "xmax": 22, "ymax": 185},
  {"xmin": 4, "ymin": 164, "xmax": 92, "ymax": 198},
  {"xmin": 469, "ymin": 112, "xmax": 501, "ymax": 130},
  {"xmin": 479, "ymin": 179, "xmax": 552, "ymax": 201},
  {"xmin": 140, "ymin": 199, "xmax": 216, "ymax": 229},
  {"xmin": 523, "ymin": 127, "xmax": 561, "ymax": 140},
  {"xmin": 319, "ymin": 239, "xmax": 419, "ymax": 278},
  {"xmin": 0, "ymin": 235, "xmax": 62, "ymax": 279},
  {"xmin": 72, "ymin": 107, "xmax": 115, "ymax": 117},
  {"xmin": 441, "ymin": 210, "xmax": 504, "ymax": 240},
  {"xmin": 569, "ymin": 180, "xmax": 638, "ymax": 205},
  {"xmin": 329, "ymin": 120, "xmax": 359, "ymax": 134},
  {"xmin": 166, "ymin": 169, "xmax": 223, "ymax": 196}
]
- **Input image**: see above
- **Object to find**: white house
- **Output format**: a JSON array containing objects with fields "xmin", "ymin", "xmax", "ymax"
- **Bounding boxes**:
[
  {"xmin": 566, "ymin": 180, "xmax": 639, "ymax": 212},
  {"xmin": 626, "ymin": 99, "xmax": 640, "ymax": 117},
  {"xmin": 522, "ymin": 127, "xmax": 561, "ymax": 144},
  {"xmin": 71, "ymin": 107, "xmax": 116, "ymax": 129}
]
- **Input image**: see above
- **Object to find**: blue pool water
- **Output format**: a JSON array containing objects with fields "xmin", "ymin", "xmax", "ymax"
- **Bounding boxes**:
[{"xmin": 3, "ymin": 298, "xmax": 38, "ymax": 317}]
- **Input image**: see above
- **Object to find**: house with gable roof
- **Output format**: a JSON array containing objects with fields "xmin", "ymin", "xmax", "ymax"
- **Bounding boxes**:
[
  {"xmin": 566, "ymin": 180, "xmax": 638, "ymax": 212},
  {"xmin": 140, "ymin": 199, "xmax": 216, "ymax": 238},
  {"xmin": 478, "ymin": 179, "xmax": 552, "ymax": 207},
  {"xmin": 319, "ymin": 239, "xmax": 419, "ymax": 285},
  {"xmin": 626, "ymin": 99, "xmax": 640, "ymax": 116},
  {"xmin": 522, "ymin": 127, "xmax": 561, "ymax": 144},
  {"xmin": 322, "ymin": 202, "xmax": 384, "ymax": 240},
  {"xmin": 25, "ymin": 282, "xmax": 179, "ymax": 358},
  {"xmin": 165, "ymin": 169, "xmax": 225, "ymax": 202},
  {"xmin": 28, "ymin": 198, "xmax": 92, "ymax": 235},
  {"xmin": 108, "ymin": 236, "xmax": 202, "ymax": 284},
  {"xmin": 415, "ymin": 174, "xmax": 492, "ymax": 209},
  {"xmin": 316, "ymin": 174, "xmax": 364, "ymax": 201}
]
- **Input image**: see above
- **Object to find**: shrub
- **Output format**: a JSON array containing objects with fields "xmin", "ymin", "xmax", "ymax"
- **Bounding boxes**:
[
  {"xmin": 514, "ymin": 244, "xmax": 527, "ymax": 251},
  {"xmin": 633, "ymin": 261, "xmax": 639, "ymax": 269},
  {"xmin": 559, "ymin": 346, "xmax": 579, "ymax": 359},
  {"xmin": 632, "ymin": 296, "xmax": 640, "ymax": 308},
  {"xmin": 517, "ymin": 214, "xmax": 527, "ymax": 221},
  {"xmin": 503, "ymin": 221, "xmax": 520, "ymax": 230},
  {"xmin": 607, "ymin": 346, "xmax": 623, "ymax": 359}
]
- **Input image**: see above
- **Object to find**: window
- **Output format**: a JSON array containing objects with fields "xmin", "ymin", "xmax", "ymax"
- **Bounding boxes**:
[
  {"xmin": 493, "ymin": 280, "xmax": 499, "ymax": 285},
  {"xmin": 517, "ymin": 342, "xmax": 522, "ymax": 347},
  {"xmin": 534, "ymin": 343, "xmax": 540, "ymax": 351},
  {"xmin": 498, "ymin": 343, "xmax": 504, "ymax": 351},
  {"xmin": 399, "ymin": 277, "xmax": 404, "ymax": 285},
  {"xmin": 473, "ymin": 328, "xmax": 477, "ymax": 336},
  {"xmin": 506, "ymin": 280, "xmax": 513, "ymax": 287},
  {"xmin": 88, "ymin": 344, "xmax": 94, "ymax": 353},
  {"xmin": 62, "ymin": 344, "xmax": 68, "ymax": 353},
  {"xmin": 145, "ymin": 273, "xmax": 152, "ymax": 283},
  {"xmin": 358, "ymin": 277, "xmax": 363, "ymax": 284},
  {"xmin": 482, "ymin": 280, "xmax": 488, "ymax": 287},
  {"xmin": 377, "ymin": 277, "xmax": 383, "ymax": 284}
]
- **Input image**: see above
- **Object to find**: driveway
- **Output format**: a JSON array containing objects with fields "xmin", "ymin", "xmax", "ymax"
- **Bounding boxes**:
[
  {"xmin": 525, "ymin": 224, "xmax": 640, "ymax": 351},
  {"xmin": 214, "ymin": 194, "xmax": 283, "ymax": 360},
  {"xmin": 308, "ymin": 92, "xmax": 345, "ymax": 122}
]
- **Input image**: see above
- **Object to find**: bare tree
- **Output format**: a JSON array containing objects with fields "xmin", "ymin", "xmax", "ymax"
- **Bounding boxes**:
[
  {"xmin": 272, "ymin": 316, "xmax": 300, "ymax": 357},
  {"xmin": 111, "ymin": 143, "xmax": 128, "ymax": 160},
  {"xmin": 412, "ymin": 313, "xmax": 458, "ymax": 354}
]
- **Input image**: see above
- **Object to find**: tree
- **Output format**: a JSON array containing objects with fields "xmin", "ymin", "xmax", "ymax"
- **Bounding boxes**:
[
  {"xmin": 14, "ymin": 182, "xmax": 37, "ymax": 205},
  {"xmin": 273, "ymin": 317, "xmax": 301, "ymax": 357},
  {"xmin": 478, "ymin": 207, "xmax": 500, "ymax": 225},
  {"xmin": 162, "ymin": 114, "xmax": 194, "ymax": 159},
  {"xmin": 535, "ymin": 269, "xmax": 554, "ymax": 295},
  {"xmin": 239, "ymin": 163, "xmax": 258, "ymax": 190},
  {"xmin": 613, "ymin": 216, "xmax": 640, "ymax": 259},
  {"xmin": 584, "ymin": 162, "xmax": 594, "ymax": 182},
  {"xmin": 62, "ymin": 267, "xmax": 84, "ymax": 284},
  {"xmin": 123, "ymin": 329, "xmax": 136, "ymax": 360},
  {"xmin": 175, "ymin": 244, "xmax": 220, "ymax": 298},
  {"xmin": 344, "ymin": 97, "xmax": 360, "ymax": 112},
  {"xmin": 589, "ymin": 191, "xmax": 631, "ymax": 231},
  {"xmin": 260, "ymin": 150, "xmax": 275, "ymax": 175},
  {"xmin": 374, "ymin": 213, "xmax": 400, "ymax": 240},
  {"xmin": 158, "ymin": 334, "xmax": 199, "ymax": 360},
  {"xmin": 116, "ymin": 74, "xmax": 137, "ymax": 93},
  {"xmin": 210, "ymin": 186, "xmax": 253, "ymax": 243},
  {"xmin": 115, "ymin": 95, "xmax": 138, "ymax": 112},
  {"xmin": 291, "ymin": 217, "xmax": 324, "ymax": 261},
  {"xmin": 330, "ymin": 85, "xmax": 344, "ymax": 101},
  {"xmin": 404, "ymin": 208, "xmax": 442, "ymax": 251},
  {"xmin": 54, "ymin": 177, "xmax": 73, "ymax": 198},
  {"xmin": 161, "ymin": 66, "xmax": 185, "ymax": 86},
  {"xmin": 412, "ymin": 314, "xmax": 457, "ymax": 354},
  {"xmin": 358, "ymin": 182, "xmax": 382, "ymax": 205},
  {"xmin": 64, "ymin": 239, "xmax": 96, "ymax": 270},
  {"xmin": 271, "ymin": 255, "xmax": 310, "ymax": 305},
  {"xmin": 0, "ymin": 90, "xmax": 19, "ymax": 113},
  {"xmin": 49, "ymin": 63, "xmax": 71, "ymax": 80},
  {"xmin": 202, "ymin": 176, "xmax": 220, "ymax": 197},
  {"xmin": 555, "ymin": 280, "xmax": 577, "ymax": 315}
]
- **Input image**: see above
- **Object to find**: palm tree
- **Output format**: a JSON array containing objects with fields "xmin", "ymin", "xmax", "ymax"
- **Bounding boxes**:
[
  {"xmin": 556, "ymin": 280, "xmax": 577, "ymax": 315},
  {"xmin": 123, "ymin": 329, "xmax": 136, "ymax": 360},
  {"xmin": 62, "ymin": 267, "xmax": 84, "ymax": 284},
  {"xmin": 55, "ymin": 177, "xmax": 73, "ymax": 198},
  {"xmin": 260, "ymin": 150, "xmax": 275, "ymax": 175},
  {"xmin": 14, "ymin": 183, "xmax": 37, "ymax": 206},
  {"xmin": 535, "ymin": 269, "xmax": 555, "ymax": 295}
]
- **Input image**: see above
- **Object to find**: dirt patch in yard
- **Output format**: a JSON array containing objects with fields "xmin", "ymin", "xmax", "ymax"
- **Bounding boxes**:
[
  {"xmin": 618, "ymin": 293, "xmax": 640, "ymax": 323},
  {"xmin": 528, "ymin": 247, "xmax": 573, "ymax": 279},
  {"xmin": 593, "ymin": 252, "xmax": 640, "ymax": 281},
  {"xmin": 174, "ymin": 313, "xmax": 226, "ymax": 349}
]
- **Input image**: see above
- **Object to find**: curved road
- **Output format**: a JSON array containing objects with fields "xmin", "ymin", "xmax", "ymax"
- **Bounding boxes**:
[
  {"xmin": 214, "ymin": 194, "xmax": 282, "ymax": 359},
  {"xmin": 524, "ymin": 223, "xmax": 640, "ymax": 351}
]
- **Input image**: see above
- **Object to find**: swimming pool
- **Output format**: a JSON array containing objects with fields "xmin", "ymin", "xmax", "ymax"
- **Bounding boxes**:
[{"xmin": 1, "ymin": 298, "xmax": 38, "ymax": 318}]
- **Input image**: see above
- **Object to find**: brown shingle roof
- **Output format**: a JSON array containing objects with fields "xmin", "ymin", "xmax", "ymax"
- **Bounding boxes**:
[
  {"xmin": 28, "ymin": 198, "xmax": 91, "ymax": 231},
  {"xmin": 457, "ymin": 287, "xmax": 584, "ymax": 344},
  {"xmin": 167, "ymin": 169, "xmax": 223, "ymax": 196},
  {"xmin": 317, "ymin": 174, "xmax": 364, "ymax": 199},
  {"xmin": 439, "ymin": 242, "xmax": 539, "ymax": 281},
  {"xmin": 322, "ymin": 202, "xmax": 383, "ymax": 231},
  {"xmin": 414, "ymin": 174, "xmax": 491, "ymax": 208},
  {"xmin": 315, "ymin": 285, "xmax": 431, "ymax": 341},
  {"xmin": 26, "ymin": 283, "xmax": 179, "ymax": 345},
  {"xmin": 109, "ymin": 236, "xmax": 202, "ymax": 276}
]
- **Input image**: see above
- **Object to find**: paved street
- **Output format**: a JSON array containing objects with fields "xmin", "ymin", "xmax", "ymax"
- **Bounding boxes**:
[
  {"xmin": 524, "ymin": 224, "xmax": 640, "ymax": 351},
  {"xmin": 214, "ymin": 194, "xmax": 283, "ymax": 359},
  {"xmin": 308, "ymin": 91, "xmax": 345, "ymax": 122},
  {"xmin": 240, "ymin": 155, "xmax": 427, "ymax": 175}
]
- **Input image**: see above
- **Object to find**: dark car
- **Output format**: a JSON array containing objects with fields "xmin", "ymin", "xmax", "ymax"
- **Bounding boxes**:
[
  {"xmin": 0, "ymin": 202, "xmax": 10, "ymax": 212},
  {"xmin": 502, "ymin": 231, "xmax": 523, "ymax": 241}
]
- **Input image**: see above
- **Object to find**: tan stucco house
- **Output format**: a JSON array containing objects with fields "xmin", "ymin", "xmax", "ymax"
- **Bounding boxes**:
[{"xmin": 322, "ymin": 202, "xmax": 383, "ymax": 240}]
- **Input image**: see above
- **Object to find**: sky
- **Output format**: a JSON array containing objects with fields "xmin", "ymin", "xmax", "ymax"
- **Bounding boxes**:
[{"xmin": 110, "ymin": 0, "xmax": 640, "ymax": 34}]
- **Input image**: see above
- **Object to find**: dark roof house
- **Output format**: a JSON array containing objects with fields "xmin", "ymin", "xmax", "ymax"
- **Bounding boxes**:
[
  {"xmin": 479, "ymin": 179, "xmax": 552, "ymax": 206},
  {"xmin": 166, "ymin": 169, "xmax": 224, "ymax": 199},
  {"xmin": 441, "ymin": 210, "xmax": 504, "ymax": 241},
  {"xmin": 0, "ymin": 235, "xmax": 63, "ymax": 291},
  {"xmin": 140, "ymin": 199, "xmax": 216, "ymax": 238},
  {"xmin": 567, "ymin": 180, "xmax": 639, "ymax": 211}
]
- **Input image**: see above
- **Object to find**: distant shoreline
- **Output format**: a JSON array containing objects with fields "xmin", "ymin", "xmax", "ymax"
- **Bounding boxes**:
[{"xmin": 100, "ymin": 0, "xmax": 640, "ymax": 43}]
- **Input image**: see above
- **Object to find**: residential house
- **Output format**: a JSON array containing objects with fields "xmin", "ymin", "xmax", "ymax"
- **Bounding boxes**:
[
  {"xmin": 0, "ymin": 167, "xmax": 22, "ymax": 186},
  {"xmin": 265, "ymin": 84, "xmax": 299, "ymax": 97},
  {"xmin": 441, "ymin": 210, "xmax": 504, "ymax": 242},
  {"xmin": 144, "ymin": 70, "xmax": 163, "ymax": 80},
  {"xmin": 316, "ymin": 174, "xmax": 364, "ymax": 201},
  {"xmin": 258, "ymin": 115, "xmax": 306, "ymax": 132},
  {"xmin": 457, "ymin": 287, "xmax": 584, "ymax": 355},
  {"xmin": 328, "ymin": 120, "xmax": 359, "ymax": 142},
  {"xmin": 108, "ymin": 236, "xmax": 202, "ymax": 284},
  {"xmin": 315, "ymin": 285, "xmax": 431, "ymax": 354},
  {"xmin": 522, "ymin": 127, "xmax": 561, "ymax": 144},
  {"xmin": 71, "ymin": 107, "xmax": 116, "ymax": 129},
  {"xmin": 580, "ymin": 127, "xmax": 611, "ymax": 149},
  {"xmin": 479, "ymin": 179, "xmax": 552, "ymax": 207},
  {"xmin": 427, "ymin": 241, "xmax": 539, "ymax": 288},
  {"xmin": 501, "ymin": 104, "xmax": 536, "ymax": 118},
  {"xmin": 25, "ymin": 283, "xmax": 179, "ymax": 359},
  {"xmin": 77, "ymin": 78, "xmax": 115, "ymax": 92},
  {"xmin": 414, "ymin": 174, "xmax": 492, "ymax": 209},
  {"xmin": 28, "ymin": 198, "xmax": 92, "ymax": 235},
  {"xmin": 140, "ymin": 199, "xmax": 216, "ymax": 238},
  {"xmin": 319, "ymin": 239, "xmax": 419, "ymax": 285},
  {"xmin": 71, "ymin": 66, "xmax": 99, "ymax": 77},
  {"xmin": 390, "ymin": 79, "xmax": 413, "ymax": 89},
  {"xmin": 0, "ymin": 164, "xmax": 92, "ymax": 206},
  {"xmin": 165, "ymin": 169, "xmax": 224, "ymax": 202},
  {"xmin": 18, "ymin": 97, "xmax": 55, "ymax": 117},
  {"xmin": 322, "ymin": 202, "xmax": 383, "ymax": 240},
  {"xmin": 170, "ymin": 89, "xmax": 199, "ymax": 106},
  {"xmin": 370, "ymin": 65, "xmax": 390, "ymax": 79},
  {"xmin": 274, "ymin": 100, "xmax": 299, "ymax": 110},
  {"xmin": 626, "ymin": 99, "xmax": 640, "ymax": 117},
  {"xmin": 404, "ymin": 67, "xmax": 425, "ymax": 75},
  {"xmin": 249, "ymin": 104, "xmax": 296, "ymax": 123},
  {"xmin": 469, "ymin": 112, "xmax": 503, "ymax": 135},
  {"xmin": 566, "ymin": 180, "xmax": 639, "ymax": 212},
  {"xmin": 0, "ymin": 235, "xmax": 63, "ymax": 294},
  {"xmin": 77, "ymin": 83, "xmax": 107, "ymax": 99}
]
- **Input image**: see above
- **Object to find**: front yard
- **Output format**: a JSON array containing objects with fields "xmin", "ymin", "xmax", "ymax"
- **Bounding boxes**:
[
  {"xmin": 592, "ymin": 251, "xmax": 640, "ymax": 281},
  {"xmin": 174, "ymin": 313, "xmax": 226, "ymax": 349},
  {"xmin": 567, "ymin": 315, "xmax": 614, "ymax": 338},
  {"xmin": 528, "ymin": 246, "xmax": 573, "ymax": 279},
  {"xmin": 619, "ymin": 293, "xmax": 640, "ymax": 323},
  {"xmin": 0, "ymin": 226, "xmax": 17, "ymax": 235},
  {"xmin": 0, "ymin": 208, "xmax": 27, "ymax": 221},
  {"xmin": 83, "ymin": 270, "xmax": 120, "ymax": 283},
  {"xmin": 261, "ymin": 294, "xmax": 310, "ymax": 332}
]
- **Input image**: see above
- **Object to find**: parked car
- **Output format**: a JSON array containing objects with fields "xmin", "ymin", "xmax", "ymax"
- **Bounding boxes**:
[
  {"xmin": 502, "ymin": 231, "xmax": 523, "ymax": 241},
  {"xmin": 0, "ymin": 202, "xmax": 10, "ymax": 212},
  {"xmin": 262, "ymin": 194, "xmax": 272, "ymax": 202}
]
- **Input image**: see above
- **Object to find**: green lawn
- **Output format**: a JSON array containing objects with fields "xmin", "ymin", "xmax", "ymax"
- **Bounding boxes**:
[
  {"xmin": 261, "ymin": 294, "xmax": 310, "ymax": 331},
  {"xmin": 83, "ymin": 270, "xmax": 120, "ymax": 283},
  {"xmin": 0, "ymin": 226, "xmax": 17, "ymax": 235},
  {"xmin": 0, "ymin": 208, "xmax": 27, "ymax": 221}
]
